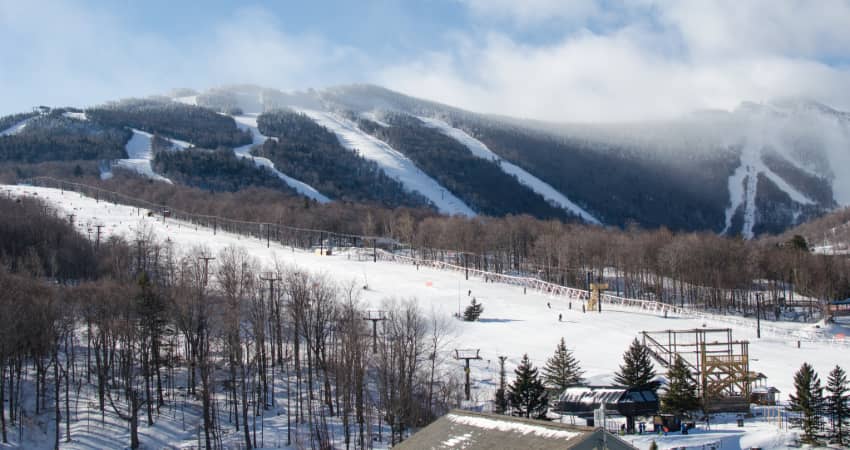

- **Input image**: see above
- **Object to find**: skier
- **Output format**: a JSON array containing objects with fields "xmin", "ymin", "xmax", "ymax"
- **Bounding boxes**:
[
  {"xmin": 558, "ymin": 313, "xmax": 562, "ymax": 322},
  {"xmin": 547, "ymin": 302, "xmax": 551, "ymax": 309}
]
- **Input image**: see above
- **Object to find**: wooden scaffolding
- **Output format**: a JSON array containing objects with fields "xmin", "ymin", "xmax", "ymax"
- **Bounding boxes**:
[{"xmin": 641, "ymin": 328, "xmax": 752, "ymax": 413}]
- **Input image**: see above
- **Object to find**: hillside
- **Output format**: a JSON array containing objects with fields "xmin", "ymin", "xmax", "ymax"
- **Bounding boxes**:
[
  {"xmin": 3, "ymin": 184, "xmax": 845, "ymax": 450},
  {"xmin": 1, "ymin": 84, "xmax": 848, "ymax": 235}
]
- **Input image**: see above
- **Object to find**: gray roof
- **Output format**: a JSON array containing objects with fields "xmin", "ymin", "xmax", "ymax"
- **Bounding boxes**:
[{"xmin": 397, "ymin": 410, "xmax": 637, "ymax": 450}]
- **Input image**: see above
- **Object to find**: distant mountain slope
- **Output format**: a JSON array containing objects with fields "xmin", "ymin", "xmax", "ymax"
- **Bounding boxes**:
[
  {"xmin": 255, "ymin": 109, "xmax": 430, "ymax": 209},
  {"xmin": 0, "ymin": 84, "xmax": 847, "ymax": 235}
]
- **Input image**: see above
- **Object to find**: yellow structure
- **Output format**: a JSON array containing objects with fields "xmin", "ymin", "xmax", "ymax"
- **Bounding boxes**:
[{"xmin": 587, "ymin": 282, "xmax": 608, "ymax": 310}]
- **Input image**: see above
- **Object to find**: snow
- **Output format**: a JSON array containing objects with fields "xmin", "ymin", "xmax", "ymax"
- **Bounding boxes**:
[
  {"xmin": 111, "ymin": 129, "xmax": 191, "ymax": 184},
  {"xmin": 446, "ymin": 413, "xmax": 580, "ymax": 440},
  {"xmin": 296, "ymin": 109, "xmax": 476, "ymax": 216},
  {"xmin": 722, "ymin": 141, "xmax": 815, "ymax": 238},
  {"xmin": 231, "ymin": 114, "xmax": 331, "ymax": 203},
  {"xmin": 173, "ymin": 95, "xmax": 198, "ymax": 106},
  {"xmin": 62, "ymin": 111, "xmax": 88, "ymax": 121},
  {"xmin": 418, "ymin": 116, "xmax": 601, "ymax": 224},
  {"xmin": 0, "ymin": 118, "xmax": 31, "ymax": 136},
  {"xmin": 4, "ymin": 184, "xmax": 848, "ymax": 449}
]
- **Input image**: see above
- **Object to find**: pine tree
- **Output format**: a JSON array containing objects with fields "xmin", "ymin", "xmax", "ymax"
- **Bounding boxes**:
[
  {"xmin": 508, "ymin": 354, "xmax": 549, "ymax": 419},
  {"xmin": 542, "ymin": 337, "xmax": 584, "ymax": 391},
  {"xmin": 614, "ymin": 338, "xmax": 657, "ymax": 389},
  {"xmin": 661, "ymin": 356, "xmax": 699, "ymax": 417},
  {"xmin": 463, "ymin": 298, "xmax": 484, "ymax": 321},
  {"xmin": 494, "ymin": 356, "xmax": 508, "ymax": 414},
  {"xmin": 825, "ymin": 365, "xmax": 849, "ymax": 446},
  {"xmin": 788, "ymin": 362, "xmax": 824, "ymax": 444},
  {"xmin": 648, "ymin": 440, "xmax": 658, "ymax": 450}
]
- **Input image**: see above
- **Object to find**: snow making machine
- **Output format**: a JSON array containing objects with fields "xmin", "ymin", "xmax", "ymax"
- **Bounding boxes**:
[{"xmin": 641, "ymin": 328, "xmax": 755, "ymax": 413}]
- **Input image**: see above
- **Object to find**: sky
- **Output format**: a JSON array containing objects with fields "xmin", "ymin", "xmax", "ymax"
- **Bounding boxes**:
[{"xmin": 2, "ymin": 0, "xmax": 850, "ymax": 121}]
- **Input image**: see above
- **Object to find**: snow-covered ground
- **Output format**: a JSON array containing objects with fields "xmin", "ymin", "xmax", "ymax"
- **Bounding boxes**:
[
  {"xmin": 108, "ymin": 129, "xmax": 192, "ymax": 184},
  {"xmin": 0, "ymin": 118, "xmax": 33, "ymax": 136},
  {"xmin": 6, "ymin": 184, "xmax": 848, "ymax": 449},
  {"xmin": 296, "ymin": 109, "xmax": 476, "ymax": 216},
  {"xmin": 418, "ymin": 116, "xmax": 601, "ymax": 224},
  {"xmin": 231, "ymin": 114, "xmax": 331, "ymax": 203}
]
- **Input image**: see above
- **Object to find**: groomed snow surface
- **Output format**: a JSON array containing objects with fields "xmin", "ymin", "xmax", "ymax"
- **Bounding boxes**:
[
  {"xmin": 418, "ymin": 116, "xmax": 601, "ymax": 224},
  {"xmin": 231, "ymin": 114, "xmax": 331, "ymax": 203},
  {"xmin": 109, "ymin": 129, "xmax": 193, "ymax": 184},
  {"xmin": 5, "ymin": 184, "xmax": 848, "ymax": 449},
  {"xmin": 296, "ymin": 109, "xmax": 476, "ymax": 216}
]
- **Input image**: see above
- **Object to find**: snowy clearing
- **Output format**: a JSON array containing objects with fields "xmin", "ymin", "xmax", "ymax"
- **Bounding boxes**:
[
  {"xmin": 5, "ymin": 184, "xmax": 849, "ymax": 449},
  {"xmin": 296, "ymin": 109, "xmax": 476, "ymax": 216},
  {"xmin": 0, "ymin": 118, "xmax": 32, "ymax": 136},
  {"xmin": 232, "ymin": 114, "xmax": 331, "ymax": 203},
  {"xmin": 418, "ymin": 116, "xmax": 601, "ymax": 224}
]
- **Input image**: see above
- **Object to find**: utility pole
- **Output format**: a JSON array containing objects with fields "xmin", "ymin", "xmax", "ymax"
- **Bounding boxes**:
[
  {"xmin": 260, "ymin": 273, "xmax": 281, "ymax": 304},
  {"xmin": 362, "ymin": 310, "xmax": 387, "ymax": 354},
  {"xmin": 454, "ymin": 349, "xmax": 482, "ymax": 401},
  {"xmin": 94, "ymin": 224, "xmax": 104, "ymax": 251},
  {"xmin": 198, "ymin": 256, "xmax": 215, "ymax": 288}
]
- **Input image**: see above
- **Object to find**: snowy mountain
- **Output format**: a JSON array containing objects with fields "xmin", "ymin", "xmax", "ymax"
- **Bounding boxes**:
[{"xmin": 2, "ymin": 84, "xmax": 848, "ymax": 235}]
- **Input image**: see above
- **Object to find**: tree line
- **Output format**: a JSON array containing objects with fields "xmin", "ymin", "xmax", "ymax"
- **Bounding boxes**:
[
  {"xmin": 0, "ymin": 111, "xmax": 129, "ymax": 163},
  {"xmin": 86, "ymin": 98, "xmax": 252, "ymax": 149},
  {"xmin": 37, "ymin": 174, "xmax": 850, "ymax": 315}
]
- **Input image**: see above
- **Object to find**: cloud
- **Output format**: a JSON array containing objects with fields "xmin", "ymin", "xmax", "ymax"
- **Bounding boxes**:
[
  {"xmin": 2, "ymin": 0, "xmax": 849, "ymax": 123},
  {"xmin": 0, "ymin": 1, "xmax": 372, "ymax": 114},
  {"xmin": 380, "ymin": 1, "xmax": 850, "ymax": 122}
]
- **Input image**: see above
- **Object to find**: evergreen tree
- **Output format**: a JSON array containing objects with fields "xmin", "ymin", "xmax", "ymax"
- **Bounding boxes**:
[
  {"xmin": 508, "ymin": 354, "xmax": 549, "ymax": 419},
  {"xmin": 463, "ymin": 298, "xmax": 484, "ymax": 321},
  {"xmin": 648, "ymin": 440, "xmax": 658, "ymax": 450},
  {"xmin": 542, "ymin": 337, "xmax": 584, "ymax": 391},
  {"xmin": 661, "ymin": 356, "xmax": 699, "ymax": 417},
  {"xmin": 614, "ymin": 338, "xmax": 658, "ymax": 389},
  {"xmin": 494, "ymin": 356, "xmax": 508, "ymax": 414},
  {"xmin": 826, "ymin": 365, "xmax": 849, "ymax": 446},
  {"xmin": 788, "ymin": 362, "xmax": 824, "ymax": 444}
]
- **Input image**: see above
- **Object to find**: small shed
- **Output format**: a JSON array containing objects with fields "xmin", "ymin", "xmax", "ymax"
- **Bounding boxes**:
[{"xmin": 397, "ymin": 409, "xmax": 637, "ymax": 450}]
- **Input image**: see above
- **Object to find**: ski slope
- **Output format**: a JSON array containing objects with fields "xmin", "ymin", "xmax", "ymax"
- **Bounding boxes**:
[
  {"xmin": 232, "ymin": 114, "xmax": 331, "ymax": 203},
  {"xmin": 0, "ymin": 117, "xmax": 33, "ymax": 136},
  {"xmin": 723, "ymin": 144, "xmax": 816, "ymax": 238},
  {"xmin": 296, "ymin": 109, "xmax": 476, "ymax": 216},
  {"xmin": 6, "ymin": 184, "xmax": 847, "ymax": 449},
  {"xmin": 110, "ymin": 129, "xmax": 193, "ymax": 184},
  {"xmin": 419, "ymin": 116, "xmax": 601, "ymax": 224}
]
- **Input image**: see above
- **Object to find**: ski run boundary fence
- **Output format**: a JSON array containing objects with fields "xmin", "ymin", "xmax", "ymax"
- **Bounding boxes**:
[{"xmin": 19, "ymin": 176, "xmax": 850, "ymax": 348}]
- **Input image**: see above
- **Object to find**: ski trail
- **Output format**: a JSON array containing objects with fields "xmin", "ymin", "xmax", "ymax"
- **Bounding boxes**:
[
  {"xmin": 232, "ymin": 114, "xmax": 331, "ymax": 203},
  {"xmin": 418, "ymin": 116, "xmax": 601, "ymax": 224},
  {"xmin": 724, "ymin": 141, "xmax": 816, "ymax": 238},
  {"xmin": 296, "ymin": 109, "xmax": 476, "ymax": 216},
  {"xmin": 112, "ymin": 129, "xmax": 173, "ymax": 184},
  {"xmin": 0, "ymin": 118, "xmax": 32, "ymax": 136}
]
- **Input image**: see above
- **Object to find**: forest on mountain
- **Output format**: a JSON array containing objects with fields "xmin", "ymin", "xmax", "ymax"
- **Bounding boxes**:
[
  {"xmin": 86, "ymin": 98, "xmax": 252, "ymax": 148},
  {"xmin": 359, "ymin": 113, "xmax": 575, "ymax": 220},
  {"xmin": 152, "ymin": 147, "xmax": 297, "ymax": 194},
  {"xmin": 452, "ymin": 119, "xmax": 737, "ymax": 231},
  {"xmin": 0, "ymin": 111, "xmax": 130, "ymax": 163},
  {"xmin": 255, "ymin": 109, "xmax": 432, "ymax": 209}
]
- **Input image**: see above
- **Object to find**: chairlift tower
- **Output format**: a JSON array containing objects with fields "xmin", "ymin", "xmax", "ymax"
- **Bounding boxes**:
[
  {"xmin": 362, "ymin": 310, "xmax": 387, "ymax": 354},
  {"xmin": 454, "ymin": 349, "xmax": 482, "ymax": 401}
]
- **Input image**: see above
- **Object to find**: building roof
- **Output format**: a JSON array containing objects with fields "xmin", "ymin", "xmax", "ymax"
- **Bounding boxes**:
[{"xmin": 396, "ymin": 409, "xmax": 637, "ymax": 450}]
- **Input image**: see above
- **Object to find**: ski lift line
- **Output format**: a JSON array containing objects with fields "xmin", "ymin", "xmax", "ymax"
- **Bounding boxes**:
[
  {"xmin": 24, "ymin": 176, "xmax": 391, "ymax": 242},
  {"xmin": 375, "ymin": 249, "xmax": 850, "ymax": 348}
]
